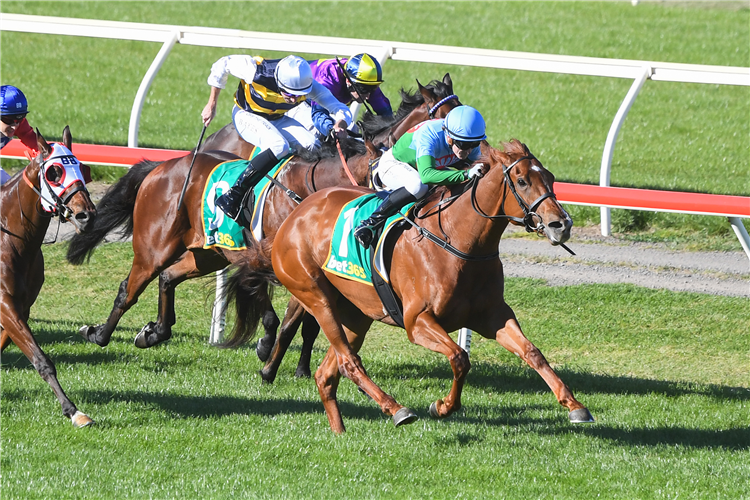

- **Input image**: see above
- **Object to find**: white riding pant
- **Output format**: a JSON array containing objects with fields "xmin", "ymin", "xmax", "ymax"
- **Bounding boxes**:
[
  {"xmin": 232, "ymin": 105, "xmax": 319, "ymax": 158},
  {"xmin": 0, "ymin": 167, "xmax": 11, "ymax": 185},
  {"xmin": 372, "ymin": 148, "xmax": 430, "ymax": 199}
]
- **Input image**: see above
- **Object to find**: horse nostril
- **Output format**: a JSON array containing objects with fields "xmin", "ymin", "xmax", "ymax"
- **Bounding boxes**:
[
  {"xmin": 548, "ymin": 221, "xmax": 563, "ymax": 229},
  {"xmin": 75, "ymin": 212, "xmax": 91, "ymax": 224}
]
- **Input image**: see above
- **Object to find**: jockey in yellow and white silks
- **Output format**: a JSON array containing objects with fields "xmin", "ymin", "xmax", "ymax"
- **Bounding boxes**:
[{"xmin": 201, "ymin": 55, "xmax": 353, "ymax": 224}]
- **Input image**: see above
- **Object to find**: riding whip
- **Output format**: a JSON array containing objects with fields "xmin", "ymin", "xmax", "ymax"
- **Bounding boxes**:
[{"xmin": 177, "ymin": 124, "xmax": 207, "ymax": 211}]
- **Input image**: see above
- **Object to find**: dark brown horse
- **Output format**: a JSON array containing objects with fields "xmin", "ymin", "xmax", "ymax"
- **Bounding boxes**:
[
  {"xmin": 66, "ymin": 76, "xmax": 460, "ymax": 366},
  {"xmin": 0, "ymin": 127, "xmax": 97, "ymax": 427},
  {"xmin": 227, "ymin": 140, "xmax": 593, "ymax": 433},
  {"xmin": 254, "ymin": 75, "xmax": 461, "ymax": 382}
]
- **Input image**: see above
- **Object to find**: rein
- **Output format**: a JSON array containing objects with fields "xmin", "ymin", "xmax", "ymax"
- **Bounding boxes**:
[
  {"xmin": 391, "ymin": 154, "xmax": 574, "ymax": 260},
  {"xmin": 335, "ymin": 139, "xmax": 359, "ymax": 186}
]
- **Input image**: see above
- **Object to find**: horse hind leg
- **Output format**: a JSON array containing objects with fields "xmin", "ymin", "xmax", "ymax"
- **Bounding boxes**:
[
  {"xmin": 493, "ymin": 304, "xmax": 594, "ymax": 423},
  {"xmin": 134, "ymin": 254, "xmax": 214, "ymax": 349},
  {"xmin": 255, "ymin": 308, "xmax": 281, "ymax": 362},
  {"xmin": 259, "ymin": 298, "xmax": 306, "ymax": 384},
  {"xmin": 295, "ymin": 313, "xmax": 320, "ymax": 378}
]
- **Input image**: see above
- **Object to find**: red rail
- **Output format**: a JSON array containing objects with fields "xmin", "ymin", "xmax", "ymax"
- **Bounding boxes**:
[{"xmin": 3, "ymin": 140, "xmax": 748, "ymax": 218}]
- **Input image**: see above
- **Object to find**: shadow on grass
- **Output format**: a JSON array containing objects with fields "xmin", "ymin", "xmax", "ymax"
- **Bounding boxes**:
[
  {"xmin": 564, "ymin": 425, "xmax": 750, "ymax": 451},
  {"xmin": 379, "ymin": 360, "xmax": 750, "ymax": 402}
]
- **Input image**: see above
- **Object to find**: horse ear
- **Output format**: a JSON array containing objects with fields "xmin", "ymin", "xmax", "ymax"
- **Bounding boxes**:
[
  {"xmin": 417, "ymin": 79, "xmax": 437, "ymax": 104},
  {"xmin": 364, "ymin": 137, "xmax": 381, "ymax": 158},
  {"xmin": 36, "ymin": 128, "xmax": 52, "ymax": 157},
  {"xmin": 62, "ymin": 126, "xmax": 73, "ymax": 151},
  {"xmin": 442, "ymin": 73, "xmax": 453, "ymax": 91}
]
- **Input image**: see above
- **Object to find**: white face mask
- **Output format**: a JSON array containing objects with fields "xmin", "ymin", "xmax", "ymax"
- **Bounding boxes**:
[{"xmin": 39, "ymin": 143, "xmax": 86, "ymax": 213}]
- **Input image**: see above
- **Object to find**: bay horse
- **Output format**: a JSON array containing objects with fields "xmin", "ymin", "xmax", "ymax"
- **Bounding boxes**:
[
  {"xmin": 0, "ymin": 127, "xmax": 97, "ymax": 427},
  {"xmin": 66, "ymin": 75, "xmax": 459, "ymax": 366},
  {"xmin": 65, "ymin": 139, "xmax": 376, "ymax": 350},
  {"xmin": 226, "ymin": 139, "xmax": 593, "ymax": 433}
]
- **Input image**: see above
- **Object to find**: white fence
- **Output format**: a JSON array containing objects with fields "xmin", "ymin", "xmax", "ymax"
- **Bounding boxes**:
[
  {"xmin": 3, "ymin": 14, "xmax": 748, "ymax": 349},
  {"xmin": 4, "ymin": 14, "xmax": 748, "ymax": 236}
]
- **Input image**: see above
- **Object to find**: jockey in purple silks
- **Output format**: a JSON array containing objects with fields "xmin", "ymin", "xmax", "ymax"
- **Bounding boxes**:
[{"xmin": 287, "ymin": 53, "xmax": 393, "ymax": 140}]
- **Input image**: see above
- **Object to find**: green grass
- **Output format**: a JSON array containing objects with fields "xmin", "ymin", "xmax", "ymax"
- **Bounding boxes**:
[
  {"xmin": 1, "ymin": 1, "xmax": 748, "ymax": 249},
  {"xmin": 2, "ymin": 242, "xmax": 749, "ymax": 499}
]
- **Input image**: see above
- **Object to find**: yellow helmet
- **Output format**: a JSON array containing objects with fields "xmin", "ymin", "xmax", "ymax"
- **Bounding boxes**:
[{"xmin": 344, "ymin": 53, "xmax": 384, "ymax": 85}]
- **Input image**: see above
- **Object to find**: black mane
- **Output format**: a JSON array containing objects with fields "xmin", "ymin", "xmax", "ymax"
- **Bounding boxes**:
[{"xmin": 359, "ymin": 78, "xmax": 455, "ymax": 138}]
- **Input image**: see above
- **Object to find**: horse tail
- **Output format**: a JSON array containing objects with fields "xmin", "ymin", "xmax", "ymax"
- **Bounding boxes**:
[
  {"xmin": 220, "ymin": 239, "xmax": 278, "ymax": 348},
  {"xmin": 66, "ymin": 159, "xmax": 161, "ymax": 265}
]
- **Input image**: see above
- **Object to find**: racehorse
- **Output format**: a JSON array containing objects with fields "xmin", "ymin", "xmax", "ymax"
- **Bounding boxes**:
[
  {"xmin": 66, "ymin": 76, "xmax": 459, "ymax": 369},
  {"xmin": 225, "ymin": 139, "xmax": 594, "ymax": 433},
  {"xmin": 253, "ymin": 75, "xmax": 462, "ymax": 382},
  {"xmin": 65, "ymin": 139, "xmax": 376, "ymax": 350},
  {"xmin": 0, "ymin": 127, "xmax": 96, "ymax": 427}
]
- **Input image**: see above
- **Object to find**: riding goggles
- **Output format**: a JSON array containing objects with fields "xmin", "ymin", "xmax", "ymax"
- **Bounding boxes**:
[
  {"xmin": 1, "ymin": 113, "xmax": 27, "ymax": 125},
  {"xmin": 453, "ymin": 139, "xmax": 481, "ymax": 151}
]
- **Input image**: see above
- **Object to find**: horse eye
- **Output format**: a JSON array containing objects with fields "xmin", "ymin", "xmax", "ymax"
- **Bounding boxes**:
[
  {"xmin": 517, "ymin": 177, "xmax": 527, "ymax": 187},
  {"xmin": 45, "ymin": 164, "xmax": 63, "ymax": 185}
]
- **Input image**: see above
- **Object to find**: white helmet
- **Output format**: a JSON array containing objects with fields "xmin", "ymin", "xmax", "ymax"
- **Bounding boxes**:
[{"xmin": 274, "ymin": 56, "xmax": 313, "ymax": 95}]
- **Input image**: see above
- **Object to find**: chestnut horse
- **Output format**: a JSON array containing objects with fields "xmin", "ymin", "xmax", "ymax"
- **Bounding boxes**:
[
  {"xmin": 254, "ymin": 75, "xmax": 461, "ymax": 382},
  {"xmin": 227, "ymin": 140, "xmax": 594, "ymax": 433},
  {"xmin": 0, "ymin": 127, "xmax": 96, "ymax": 427}
]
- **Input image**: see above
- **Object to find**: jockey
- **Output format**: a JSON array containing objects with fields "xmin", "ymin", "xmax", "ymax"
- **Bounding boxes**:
[
  {"xmin": 354, "ymin": 105, "xmax": 487, "ymax": 248},
  {"xmin": 1, "ymin": 85, "xmax": 38, "ymax": 185},
  {"xmin": 287, "ymin": 53, "xmax": 392, "ymax": 139},
  {"xmin": 201, "ymin": 54, "xmax": 353, "ymax": 223}
]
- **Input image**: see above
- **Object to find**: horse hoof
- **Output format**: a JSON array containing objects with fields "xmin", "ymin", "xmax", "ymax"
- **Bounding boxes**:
[
  {"xmin": 71, "ymin": 411, "xmax": 94, "ymax": 428},
  {"xmin": 78, "ymin": 325, "xmax": 105, "ymax": 346},
  {"xmin": 569, "ymin": 408, "xmax": 595, "ymax": 423},
  {"xmin": 392, "ymin": 407, "xmax": 418, "ymax": 427},
  {"xmin": 429, "ymin": 402, "xmax": 440, "ymax": 419}
]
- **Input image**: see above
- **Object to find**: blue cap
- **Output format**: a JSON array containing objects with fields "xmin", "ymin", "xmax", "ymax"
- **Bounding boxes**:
[
  {"xmin": 443, "ymin": 105, "xmax": 486, "ymax": 142},
  {"xmin": 1, "ymin": 85, "xmax": 29, "ymax": 115}
]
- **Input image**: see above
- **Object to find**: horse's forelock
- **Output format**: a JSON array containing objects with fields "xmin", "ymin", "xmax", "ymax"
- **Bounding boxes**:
[{"xmin": 500, "ymin": 139, "xmax": 530, "ymax": 157}]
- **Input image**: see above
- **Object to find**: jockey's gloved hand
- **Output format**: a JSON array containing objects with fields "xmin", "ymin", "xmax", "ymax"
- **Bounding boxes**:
[{"xmin": 465, "ymin": 164, "xmax": 485, "ymax": 179}]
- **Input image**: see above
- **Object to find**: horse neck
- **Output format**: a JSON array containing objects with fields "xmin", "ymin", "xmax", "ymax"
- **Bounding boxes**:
[
  {"xmin": 424, "ymin": 170, "xmax": 514, "ymax": 256},
  {"xmin": 11, "ymin": 170, "xmax": 53, "ymax": 251}
]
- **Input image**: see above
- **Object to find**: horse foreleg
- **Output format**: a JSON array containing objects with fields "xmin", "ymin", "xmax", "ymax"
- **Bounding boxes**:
[
  {"xmin": 408, "ymin": 312, "xmax": 470, "ymax": 419},
  {"xmin": 260, "ymin": 297, "xmax": 306, "ymax": 383},
  {"xmin": 1, "ymin": 305, "xmax": 93, "ymax": 427},
  {"xmin": 315, "ymin": 346, "xmax": 345, "ymax": 433},
  {"xmin": 78, "ymin": 274, "xmax": 136, "ymax": 347},
  {"xmin": 494, "ymin": 304, "xmax": 594, "ymax": 423}
]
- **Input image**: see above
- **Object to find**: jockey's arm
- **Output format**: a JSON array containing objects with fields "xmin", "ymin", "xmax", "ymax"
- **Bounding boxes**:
[
  {"xmin": 203, "ymin": 55, "xmax": 259, "ymax": 126},
  {"xmin": 307, "ymin": 81, "xmax": 352, "ymax": 130},
  {"xmin": 415, "ymin": 155, "xmax": 468, "ymax": 185},
  {"xmin": 367, "ymin": 87, "xmax": 393, "ymax": 117}
]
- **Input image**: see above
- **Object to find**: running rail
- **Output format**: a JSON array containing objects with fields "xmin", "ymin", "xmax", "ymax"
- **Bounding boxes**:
[{"xmin": 3, "ymin": 140, "xmax": 748, "ymax": 348}]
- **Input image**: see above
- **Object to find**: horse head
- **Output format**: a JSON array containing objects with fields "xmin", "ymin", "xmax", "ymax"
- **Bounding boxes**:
[
  {"xmin": 416, "ymin": 73, "xmax": 460, "ymax": 119},
  {"xmin": 482, "ymin": 140, "xmax": 572, "ymax": 246},
  {"xmin": 31, "ymin": 127, "xmax": 96, "ymax": 233}
]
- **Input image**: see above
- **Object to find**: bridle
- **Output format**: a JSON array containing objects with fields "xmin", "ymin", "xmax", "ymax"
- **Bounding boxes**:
[
  {"xmin": 399, "ymin": 154, "xmax": 574, "ymax": 259},
  {"xmin": 22, "ymin": 147, "xmax": 88, "ymax": 221}
]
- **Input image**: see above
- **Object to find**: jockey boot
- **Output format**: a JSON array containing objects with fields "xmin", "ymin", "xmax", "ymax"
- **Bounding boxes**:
[
  {"xmin": 215, "ymin": 149, "xmax": 279, "ymax": 222},
  {"xmin": 354, "ymin": 187, "xmax": 417, "ymax": 248}
]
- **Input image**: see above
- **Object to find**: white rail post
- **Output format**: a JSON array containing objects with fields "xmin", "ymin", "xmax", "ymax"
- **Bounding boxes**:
[
  {"xmin": 128, "ymin": 30, "xmax": 180, "ymax": 147},
  {"xmin": 728, "ymin": 217, "xmax": 750, "ymax": 261},
  {"xmin": 600, "ymin": 65, "xmax": 651, "ymax": 236},
  {"xmin": 457, "ymin": 328, "xmax": 472, "ymax": 355},
  {"xmin": 209, "ymin": 268, "xmax": 228, "ymax": 345}
]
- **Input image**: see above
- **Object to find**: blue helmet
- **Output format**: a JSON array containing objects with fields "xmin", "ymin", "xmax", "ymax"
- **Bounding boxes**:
[
  {"xmin": 344, "ymin": 54, "xmax": 384, "ymax": 85},
  {"xmin": 1, "ymin": 85, "xmax": 28, "ymax": 115},
  {"xmin": 443, "ymin": 105, "xmax": 486, "ymax": 142}
]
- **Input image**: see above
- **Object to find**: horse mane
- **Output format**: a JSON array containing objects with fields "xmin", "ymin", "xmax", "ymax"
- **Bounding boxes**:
[
  {"xmin": 294, "ymin": 135, "xmax": 367, "ymax": 162},
  {"xmin": 498, "ymin": 139, "xmax": 531, "ymax": 158},
  {"xmin": 359, "ymin": 78, "xmax": 454, "ymax": 138}
]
